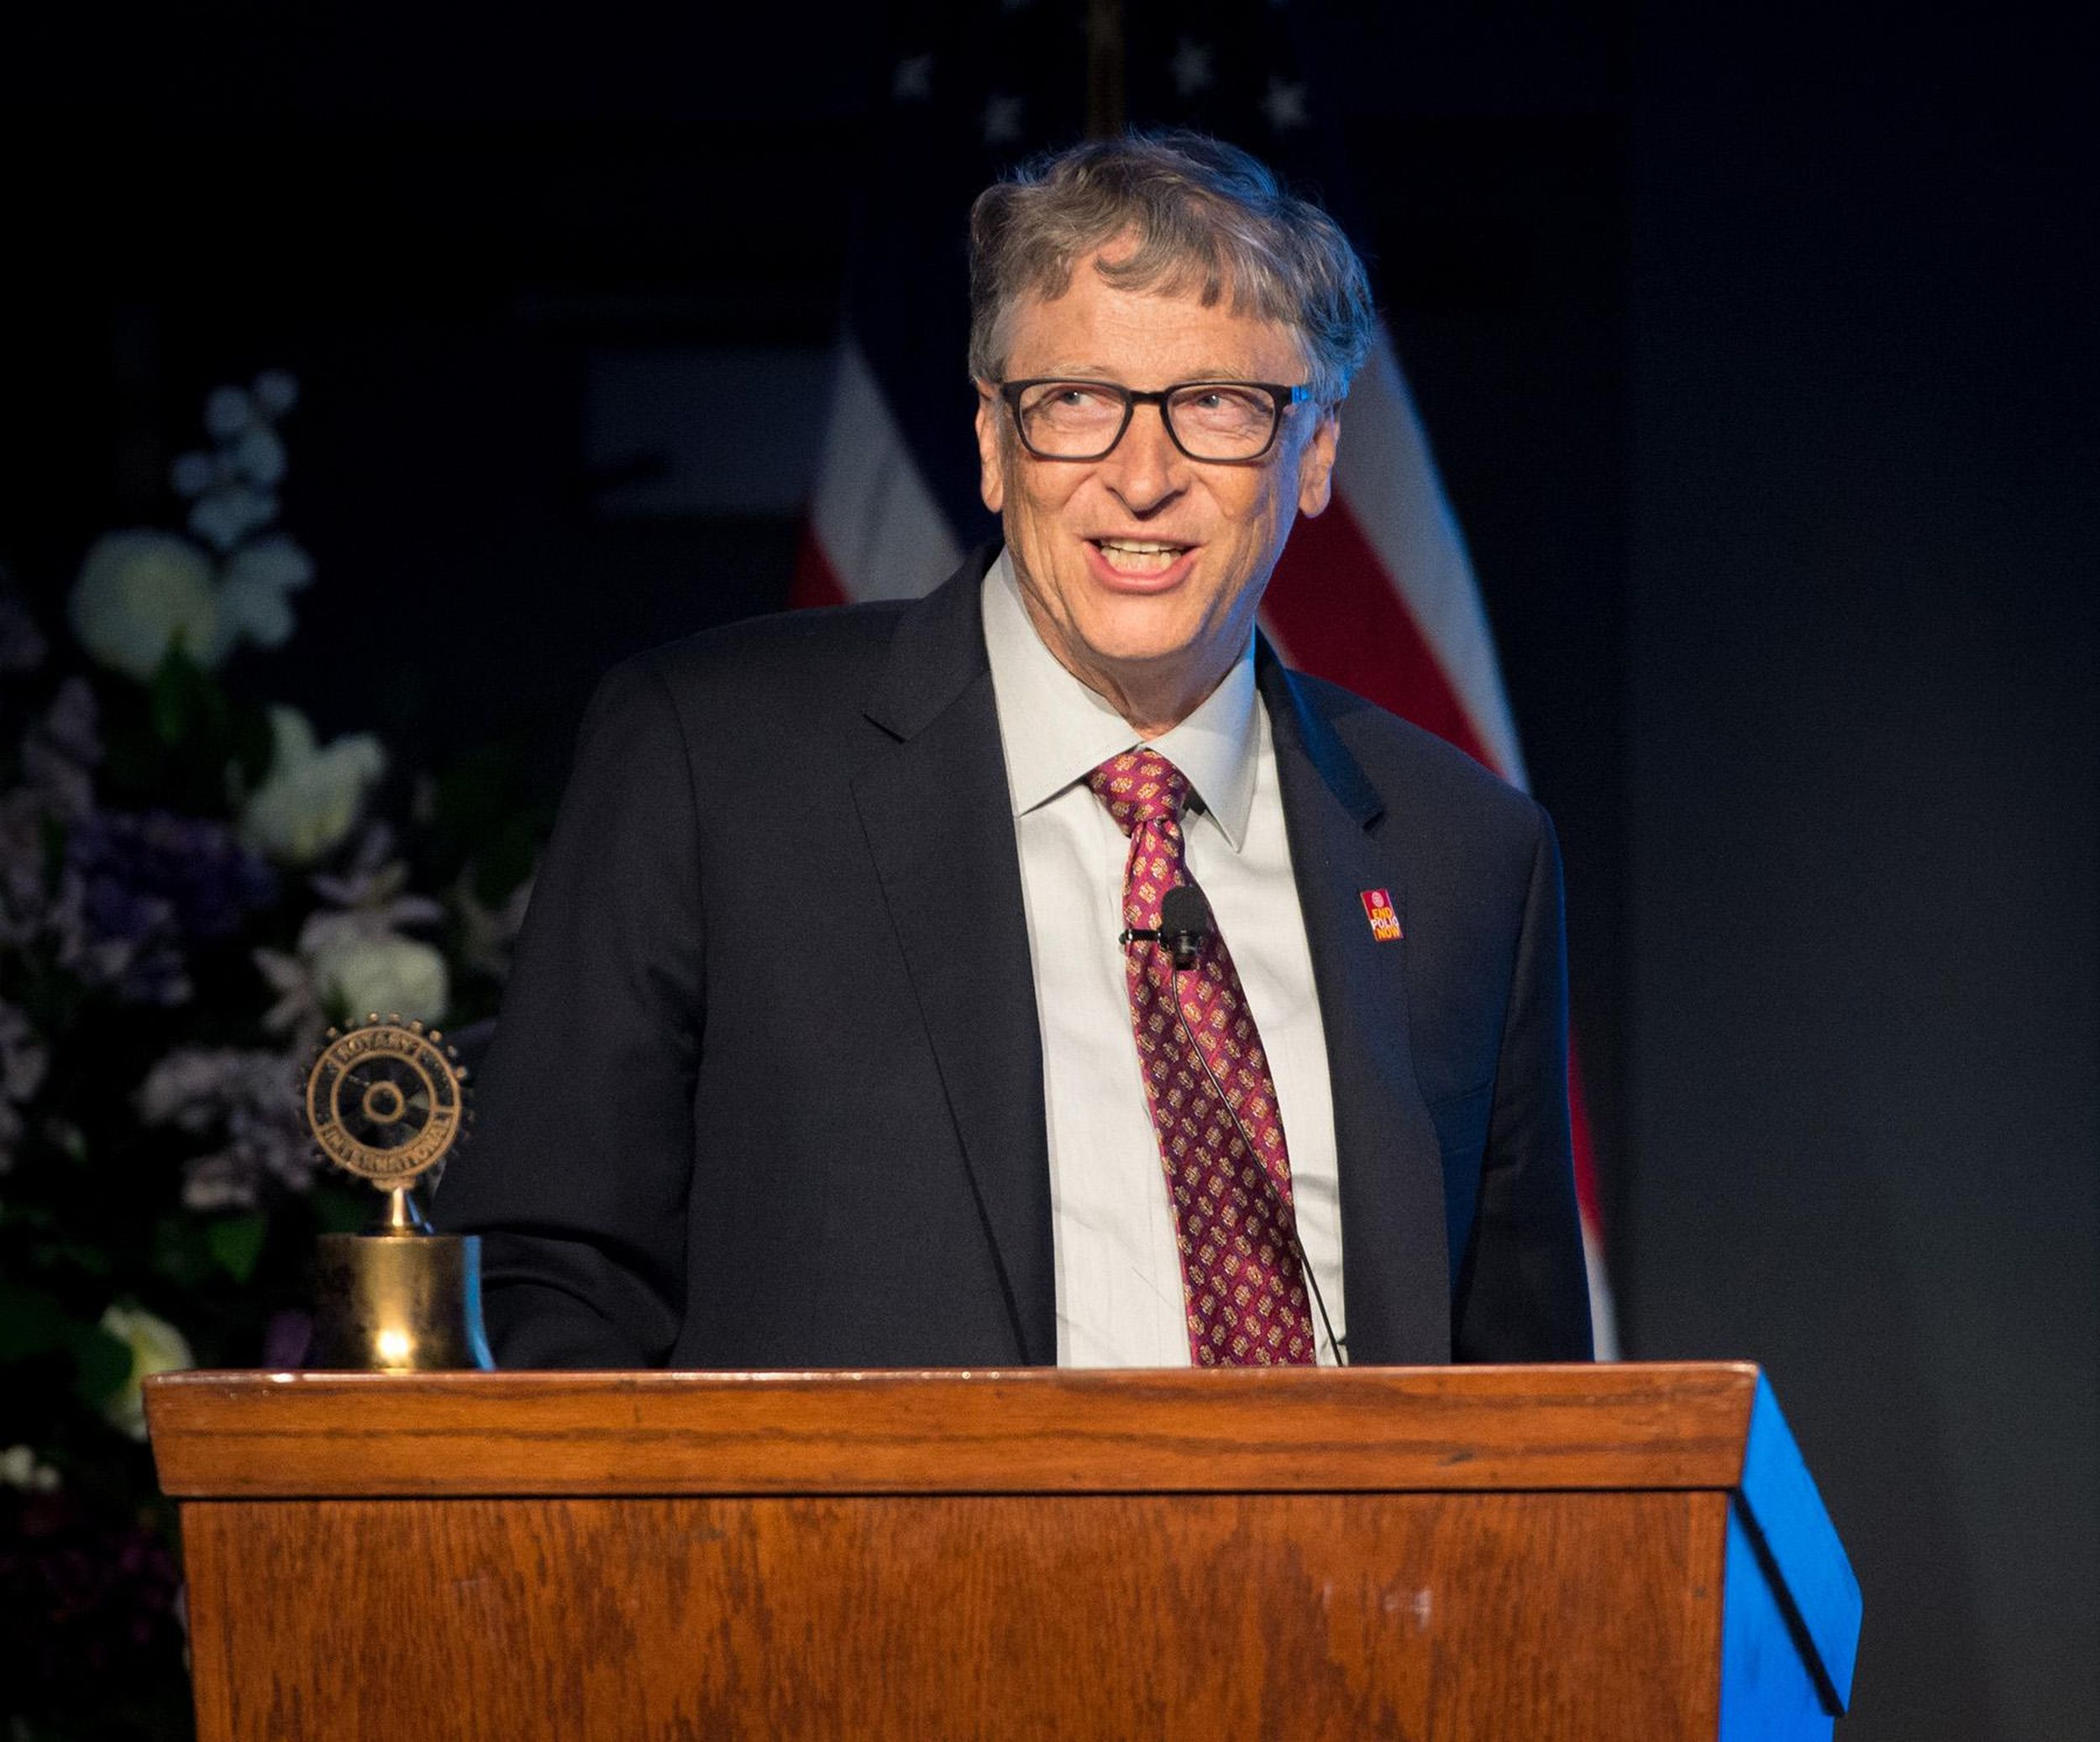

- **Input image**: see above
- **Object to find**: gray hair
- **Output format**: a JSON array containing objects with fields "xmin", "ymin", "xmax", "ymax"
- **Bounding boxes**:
[{"xmin": 967, "ymin": 132, "xmax": 1376, "ymax": 406}]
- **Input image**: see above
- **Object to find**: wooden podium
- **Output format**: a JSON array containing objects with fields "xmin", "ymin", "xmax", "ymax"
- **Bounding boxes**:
[{"xmin": 147, "ymin": 1362, "xmax": 1857, "ymax": 1739}]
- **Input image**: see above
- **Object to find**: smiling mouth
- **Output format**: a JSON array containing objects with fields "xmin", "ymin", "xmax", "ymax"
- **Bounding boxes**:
[{"xmin": 1090, "ymin": 538, "xmax": 1193, "ymax": 575}]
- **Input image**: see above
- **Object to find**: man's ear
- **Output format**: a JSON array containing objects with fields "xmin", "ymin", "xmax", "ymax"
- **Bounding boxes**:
[
  {"xmin": 1294, "ymin": 409, "xmax": 1341, "ymax": 518},
  {"xmin": 974, "ymin": 386, "xmax": 1006, "ymax": 514}
]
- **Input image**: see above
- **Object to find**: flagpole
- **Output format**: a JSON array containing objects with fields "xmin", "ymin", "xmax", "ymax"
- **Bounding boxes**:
[{"xmin": 1085, "ymin": 0, "xmax": 1125, "ymax": 139}]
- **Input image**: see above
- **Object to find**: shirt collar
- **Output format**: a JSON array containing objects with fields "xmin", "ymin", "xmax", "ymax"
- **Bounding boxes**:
[{"xmin": 981, "ymin": 548, "xmax": 1259, "ymax": 851}]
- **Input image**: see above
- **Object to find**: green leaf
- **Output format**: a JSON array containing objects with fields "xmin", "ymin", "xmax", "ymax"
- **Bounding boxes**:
[
  {"xmin": 43, "ymin": 1240, "xmax": 115, "ymax": 1278},
  {"xmin": 428, "ymin": 743, "xmax": 551, "ymax": 894},
  {"xmin": 70, "ymin": 1323, "xmax": 134, "ymax": 1409},
  {"xmin": 148, "ymin": 638, "xmax": 236, "ymax": 755},
  {"xmin": 227, "ymin": 698, "xmax": 276, "ymax": 789},
  {"xmin": 471, "ymin": 816, "xmax": 543, "ymax": 908},
  {"xmin": 205, "ymin": 1212, "xmax": 269, "ymax": 1283},
  {"xmin": 0, "ymin": 1278, "xmax": 134, "ymax": 1407},
  {"xmin": 0, "ymin": 1278, "xmax": 76, "ymax": 1362},
  {"xmin": 150, "ymin": 1214, "xmax": 216, "ymax": 1290},
  {"xmin": 150, "ymin": 641, "xmax": 216, "ymax": 747},
  {"xmin": 312, "ymin": 1179, "xmax": 374, "ymax": 1235}
]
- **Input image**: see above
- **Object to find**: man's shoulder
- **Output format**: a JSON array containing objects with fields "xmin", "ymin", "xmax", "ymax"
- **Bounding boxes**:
[
  {"xmin": 1282, "ymin": 665, "xmax": 1544, "ymax": 835},
  {"xmin": 630, "ymin": 597, "xmax": 915, "ymax": 702},
  {"xmin": 570, "ymin": 599, "xmax": 921, "ymax": 758}
]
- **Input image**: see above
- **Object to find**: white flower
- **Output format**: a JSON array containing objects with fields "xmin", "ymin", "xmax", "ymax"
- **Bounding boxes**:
[
  {"xmin": 252, "ymin": 370, "xmax": 299, "ymax": 417},
  {"xmin": 215, "ymin": 580, "xmax": 294, "ymax": 651},
  {"xmin": 311, "ymin": 931, "xmax": 449, "ymax": 1024},
  {"xmin": 170, "ymin": 450, "xmax": 216, "ymax": 498},
  {"xmin": 215, "ymin": 535, "xmax": 314, "ymax": 654},
  {"xmin": 234, "ymin": 423, "xmax": 286, "ymax": 487},
  {"xmin": 97, "ymin": 1304, "xmax": 193, "ymax": 1440},
  {"xmin": 188, "ymin": 484, "xmax": 277, "ymax": 554},
  {"xmin": 297, "ymin": 845, "xmax": 449, "ymax": 1021},
  {"xmin": 223, "ymin": 534, "xmax": 312, "ymax": 598},
  {"xmin": 254, "ymin": 946, "xmax": 323, "ymax": 1042},
  {"xmin": 140, "ymin": 1046, "xmax": 317, "ymax": 1207},
  {"xmin": 239, "ymin": 707, "xmax": 386, "ymax": 865},
  {"xmin": 204, "ymin": 386, "xmax": 252, "ymax": 438},
  {"xmin": 0, "ymin": 1445, "xmax": 61, "ymax": 1493},
  {"xmin": 18, "ymin": 679, "xmax": 99, "ymax": 823},
  {"xmin": 308, "ymin": 842, "xmax": 442, "ymax": 931},
  {"xmin": 250, "ymin": 839, "xmax": 450, "ymax": 1048},
  {"xmin": 69, "ymin": 530, "xmax": 221, "ymax": 679}
]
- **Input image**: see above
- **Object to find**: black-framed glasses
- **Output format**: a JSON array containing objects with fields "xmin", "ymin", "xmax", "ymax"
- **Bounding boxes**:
[{"xmin": 995, "ymin": 378, "xmax": 1315, "ymax": 464}]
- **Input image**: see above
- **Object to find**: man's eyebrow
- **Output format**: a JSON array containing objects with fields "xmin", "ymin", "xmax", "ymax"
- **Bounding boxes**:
[{"xmin": 1019, "ymin": 365, "xmax": 1263, "ymax": 380}]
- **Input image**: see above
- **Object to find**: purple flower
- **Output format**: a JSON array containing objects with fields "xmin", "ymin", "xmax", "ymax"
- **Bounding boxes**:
[
  {"xmin": 141, "ymin": 1046, "xmax": 318, "ymax": 1206},
  {"xmin": 65, "ymin": 811, "xmax": 278, "ymax": 1005},
  {"xmin": 0, "ymin": 1488, "xmax": 185, "ymax": 1703},
  {"xmin": 21, "ymin": 678, "xmax": 102, "ymax": 823},
  {"xmin": 76, "ymin": 812, "xmax": 276, "ymax": 940},
  {"xmin": 0, "ymin": 591, "xmax": 46, "ymax": 672},
  {"xmin": 262, "ymin": 1309, "xmax": 313, "ymax": 1367},
  {"xmin": 0, "ymin": 1000, "xmax": 46, "ymax": 1173}
]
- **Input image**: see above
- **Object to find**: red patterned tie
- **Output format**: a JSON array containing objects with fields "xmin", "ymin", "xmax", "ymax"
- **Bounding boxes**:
[{"xmin": 1088, "ymin": 748, "xmax": 1317, "ymax": 1366}]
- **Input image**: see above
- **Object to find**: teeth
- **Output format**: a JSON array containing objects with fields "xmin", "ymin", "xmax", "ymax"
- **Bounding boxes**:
[{"xmin": 1094, "ymin": 538, "xmax": 1189, "ymax": 575}]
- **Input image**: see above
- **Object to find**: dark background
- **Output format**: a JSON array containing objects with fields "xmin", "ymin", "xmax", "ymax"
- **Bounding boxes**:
[{"xmin": 3, "ymin": 4, "xmax": 2093, "ymax": 1736}]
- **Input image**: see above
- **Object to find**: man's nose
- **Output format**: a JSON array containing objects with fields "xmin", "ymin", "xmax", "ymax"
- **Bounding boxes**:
[{"xmin": 1100, "ymin": 401, "xmax": 1187, "ymax": 511}]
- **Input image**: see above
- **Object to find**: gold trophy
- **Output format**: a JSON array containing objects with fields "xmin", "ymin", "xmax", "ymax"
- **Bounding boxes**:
[{"xmin": 303, "ymin": 1015, "xmax": 494, "ymax": 1370}]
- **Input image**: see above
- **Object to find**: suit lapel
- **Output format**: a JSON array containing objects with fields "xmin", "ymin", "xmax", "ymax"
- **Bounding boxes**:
[
  {"xmin": 851, "ymin": 555, "xmax": 1056, "ymax": 1364},
  {"xmin": 845, "ymin": 567, "xmax": 1447, "ymax": 1369},
  {"xmin": 1259, "ymin": 648, "xmax": 1452, "ymax": 1365}
]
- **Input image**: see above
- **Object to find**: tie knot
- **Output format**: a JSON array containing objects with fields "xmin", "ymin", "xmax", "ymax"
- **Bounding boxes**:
[{"xmin": 1086, "ymin": 748, "xmax": 1190, "ymax": 836}]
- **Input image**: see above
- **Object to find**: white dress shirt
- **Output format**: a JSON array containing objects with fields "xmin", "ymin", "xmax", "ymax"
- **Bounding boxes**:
[{"xmin": 980, "ymin": 551, "xmax": 1347, "ymax": 1367}]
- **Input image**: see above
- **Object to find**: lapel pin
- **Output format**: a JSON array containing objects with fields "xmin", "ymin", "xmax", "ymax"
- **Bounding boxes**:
[{"xmin": 1359, "ymin": 889, "xmax": 1402, "ymax": 942}]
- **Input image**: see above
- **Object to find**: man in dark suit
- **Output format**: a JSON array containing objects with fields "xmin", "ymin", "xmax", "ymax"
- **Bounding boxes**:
[{"xmin": 433, "ymin": 134, "xmax": 1592, "ymax": 1371}]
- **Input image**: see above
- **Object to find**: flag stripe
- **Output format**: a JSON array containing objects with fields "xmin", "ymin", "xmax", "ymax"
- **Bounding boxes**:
[
  {"xmin": 1329, "ymin": 331, "xmax": 1529, "ymax": 788},
  {"xmin": 1260, "ymin": 496, "xmax": 1499, "ymax": 771},
  {"xmin": 789, "ymin": 523, "xmax": 848, "ymax": 611},
  {"xmin": 806, "ymin": 335, "xmax": 964, "ymax": 605}
]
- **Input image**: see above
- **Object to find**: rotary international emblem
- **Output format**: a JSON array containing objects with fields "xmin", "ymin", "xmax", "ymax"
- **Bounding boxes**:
[{"xmin": 304, "ymin": 1015, "xmax": 470, "ymax": 1187}]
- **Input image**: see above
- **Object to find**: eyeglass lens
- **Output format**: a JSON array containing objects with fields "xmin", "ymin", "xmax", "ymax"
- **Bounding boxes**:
[{"xmin": 1016, "ymin": 382, "xmax": 1279, "ymax": 460}]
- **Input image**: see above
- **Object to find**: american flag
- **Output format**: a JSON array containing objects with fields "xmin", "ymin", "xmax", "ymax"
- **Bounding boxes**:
[{"xmin": 792, "ymin": 0, "xmax": 1616, "ymax": 1356}]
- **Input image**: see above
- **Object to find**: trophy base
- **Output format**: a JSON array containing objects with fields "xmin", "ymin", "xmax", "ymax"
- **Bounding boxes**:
[{"xmin": 309, "ymin": 1230, "xmax": 496, "ymax": 1371}]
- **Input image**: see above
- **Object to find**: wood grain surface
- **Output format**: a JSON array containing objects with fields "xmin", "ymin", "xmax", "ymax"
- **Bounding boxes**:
[
  {"xmin": 147, "ymin": 1361, "xmax": 1762, "ymax": 1498},
  {"xmin": 153, "ymin": 1366, "xmax": 1863, "ymax": 1738},
  {"xmin": 181, "ymin": 1488, "xmax": 1729, "ymax": 1741}
]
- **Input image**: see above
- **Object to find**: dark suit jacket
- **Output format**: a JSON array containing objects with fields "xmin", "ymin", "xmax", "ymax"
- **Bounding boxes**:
[{"xmin": 433, "ymin": 548, "xmax": 1592, "ymax": 1367}]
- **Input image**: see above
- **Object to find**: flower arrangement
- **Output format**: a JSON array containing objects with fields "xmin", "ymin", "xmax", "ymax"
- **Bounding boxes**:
[{"xmin": 0, "ymin": 376, "xmax": 540, "ymax": 1739}]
